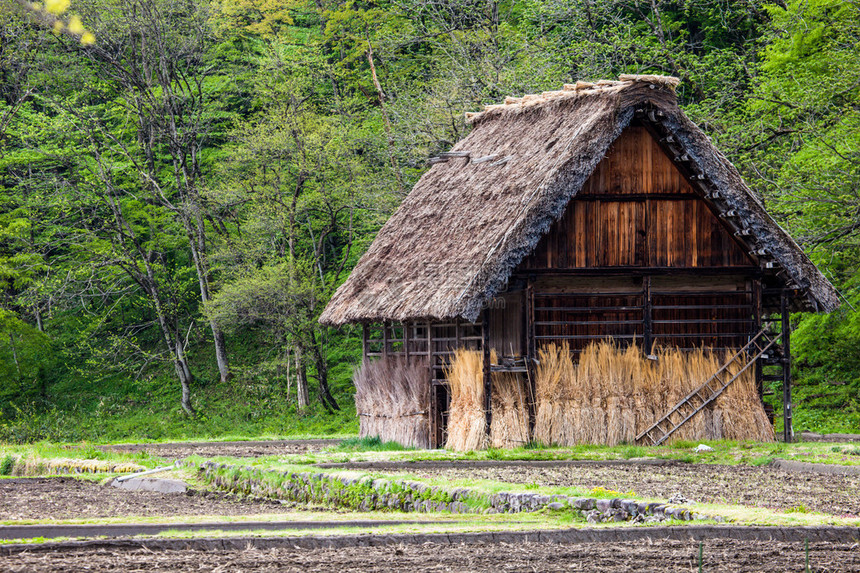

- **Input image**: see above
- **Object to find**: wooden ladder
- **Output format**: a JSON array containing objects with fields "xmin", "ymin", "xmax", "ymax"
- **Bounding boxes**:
[{"xmin": 635, "ymin": 329, "xmax": 781, "ymax": 446}]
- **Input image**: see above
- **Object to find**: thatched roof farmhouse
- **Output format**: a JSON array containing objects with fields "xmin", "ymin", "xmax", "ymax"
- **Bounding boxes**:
[{"xmin": 322, "ymin": 75, "xmax": 838, "ymax": 450}]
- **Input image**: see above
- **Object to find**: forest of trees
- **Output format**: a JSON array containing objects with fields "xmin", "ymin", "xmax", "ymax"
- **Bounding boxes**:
[{"xmin": 0, "ymin": 0, "xmax": 858, "ymax": 441}]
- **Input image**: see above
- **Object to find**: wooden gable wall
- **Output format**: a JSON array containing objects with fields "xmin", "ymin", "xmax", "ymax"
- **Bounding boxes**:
[{"xmin": 519, "ymin": 125, "xmax": 753, "ymax": 271}]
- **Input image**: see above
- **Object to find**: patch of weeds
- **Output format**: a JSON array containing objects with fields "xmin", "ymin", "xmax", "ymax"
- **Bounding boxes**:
[
  {"xmin": 671, "ymin": 440, "xmax": 698, "ymax": 450},
  {"xmin": 589, "ymin": 486, "xmax": 636, "ymax": 498},
  {"xmin": 785, "ymin": 505, "xmax": 809, "ymax": 514},
  {"xmin": 621, "ymin": 445, "xmax": 646, "ymax": 459},
  {"xmin": 78, "ymin": 444, "xmax": 109, "ymax": 460},
  {"xmin": 485, "ymin": 448, "xmax": 504, "ymax": 460},
  {"xmin": 523, "ymin": 441, "xmax": 553, "ymax": 450},
  {"xmin": 750, "ymin": 456, "xmax": 774, "ymax": 467},
  {"xmin": 674, "ymin": 454, "xmax": 695, "ymax": 464},
  {"xmin": 769, "ymin": 443, "xmax": 787, "ymax": 455},
  {"xmin": 333, "ymin": 436, "xmax": 410, "ymax": 452},
  {"xmin": 0, "ymin": 455, "xmax": 15, "ymax": 475}
]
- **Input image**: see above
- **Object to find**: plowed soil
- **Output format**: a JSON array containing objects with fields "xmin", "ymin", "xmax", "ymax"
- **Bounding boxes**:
[
  {"xmin": 379, "ymin": 461, "xmax": 860, "ymax": 516},
  {"xmin": 2, "ymin": 539, "xmax": 858, "ymax": 572},
  {"xmin": 0, "ymin": 478, "xmax": 295, "ymax": 520},
  {"xmin": 104, "ymin": 438, "xmax": 340, "ymax": 460}
]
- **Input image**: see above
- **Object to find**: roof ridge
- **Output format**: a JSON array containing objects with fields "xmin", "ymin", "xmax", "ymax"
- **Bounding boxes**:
[{"xmin": 466, "ymin": 75, "xmax": 680, "ymax": 125}]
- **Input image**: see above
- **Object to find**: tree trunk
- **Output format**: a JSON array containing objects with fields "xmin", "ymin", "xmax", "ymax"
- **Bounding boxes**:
[
  {"xmin": 172, "ymin": 342, "xmax": 195, "ymax": 416},
  {"xmin": 366, "ymin": 42, "xmax": 405, "ymax": 195},
  {"xmin": 295, "ymin": 346, "xmax": 310, "ymax": 410},
  {"xmin": 9, "ymin": 333, "xmax": 21, "ymax": 381},
  {"xmin": 310, "ymin": 335, "xmax": 339, "ymax": 412},
  {"xmin": 183, "ymin": 214, "xmax": 232, "ymax": 384}
]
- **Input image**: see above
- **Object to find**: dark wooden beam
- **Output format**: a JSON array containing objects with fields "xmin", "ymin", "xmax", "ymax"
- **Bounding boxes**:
[
  {"xmin": 753, "ymin": 280, "xmax": 763, "ymax": 399},
  {"xmin": 515, "ymin": 266, "xmax": 760, "ymax": 277},
  {"xmin": 404, "ymin": 321, "xmax": 410, "ymax": 362},
  {"xmin": 522, "ymin": 288, "xmax": 535, "ymax": 436},
  {"xmin": 427, "ymin": 321, "xmax": 436, "ymax": 448},
  {"xmin": 574, "ymin": 193, "xmax": 698, "ymax": 202},
  {"xmin": 482, "ymin": 309, "xmax": 492, "ymax": 438},
  {"xmin": 643, "ymin": 275, "xmax": 652, "ymax": 354},
  {"xmin": 781, "ymin": 291, "xmax": 793, "ymax": 443}
]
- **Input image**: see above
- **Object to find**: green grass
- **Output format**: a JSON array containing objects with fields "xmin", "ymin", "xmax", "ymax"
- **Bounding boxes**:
[{"xmin": 332, "ymin": 436, "xmax": 411, "ymax": 452}]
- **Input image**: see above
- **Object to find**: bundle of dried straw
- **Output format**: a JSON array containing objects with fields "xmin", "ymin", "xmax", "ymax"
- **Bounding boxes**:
[
  {"xmin": 445, "ymin": 349, "xmax": 487, "ymax": 451},
  {"xmin": 353, "ymin": 356, "xmax": 431, "ymax": 448},
  {"xmin": 490, "ymin": 368, "xmax": 530, "ymax": 448},
  {"xmin": 445, "ymin": 349, "xmax": 530, "ymax": 450},
  {"xmin": 533, "ymin": 342, "xmax": 774, "ymax": 446}
]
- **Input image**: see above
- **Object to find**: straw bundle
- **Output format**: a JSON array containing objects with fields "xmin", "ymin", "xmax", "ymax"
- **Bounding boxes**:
[
  {"xmin": 489, "ymin": 370, "xmax": 530, "ymax": 448},
  {"xmin": 715, "ymin": 353, "xmax": 774, "ymax": 442},
  {"xmin": 353, "ymin": 356, "xmax": 431, "ymax": 448},
  {"xmin": 533, "ymin": 343, "xmax": 575, "ymax": 445},
  {"xmin": 659, "ymin": 347, "xmax": 712, "ymax": 442},
  {"xmin": 445, "ymin": 349, "xmax": 488, "ymax": 452},
  {"xmin": 532, "ymin": 342, "xmax": 774, "ymax": 446}
]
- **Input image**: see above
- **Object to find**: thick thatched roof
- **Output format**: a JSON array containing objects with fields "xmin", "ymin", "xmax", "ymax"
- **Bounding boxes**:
[{"xmin": 320, "ymin": 75, "xmax": 839, "ymax": 325}]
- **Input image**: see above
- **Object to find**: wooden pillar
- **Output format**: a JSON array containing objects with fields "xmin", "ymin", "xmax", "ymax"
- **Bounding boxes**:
[
  {"xmin": 527, "ymin": 281, "xmax": 536, "ymax": 360},
  {"xmin": 643, "ymin": 275, "xmax": 652, "ymax": 354},
  {"xmin": 427, "ymin": 321, "xmax": 436, "ymax": 448},
  {"xmin": 427, "ymin": 321, "xmax": 433, "ymax": 373},
  {"xmin": 752, "ymin": 280, "xmax": 763, "ymax": 398},
  {"xmin": 781, "ymin": 291, "xmax": 793, "ymax": 443},
  {"xmin": 361, "ymin": 323, "xmax": 369, "ymax": 361},
  {"xmin": 382, "ymin": 321, "xmax": 389, "ymax": 358},
  {"xmin": 523, "ymin": 287, "xmax": 535, "ymax": 435},
  {"xmin": 482, "ymin": 309, "xmax": 492, "ymax": 437},
  {"xmin": 404, "ymin": 321, "xmax": 410, "ymax": 361}
]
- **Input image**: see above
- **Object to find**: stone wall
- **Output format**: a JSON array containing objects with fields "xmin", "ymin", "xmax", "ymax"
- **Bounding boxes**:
[{"xmin": 193, "ymin": 461, "xmax": 724, "ymax": 524}]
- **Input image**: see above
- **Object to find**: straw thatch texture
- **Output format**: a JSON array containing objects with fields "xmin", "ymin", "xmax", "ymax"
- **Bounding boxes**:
[
  {"xmin": 489, "ymin": 369, "xmax": 530, "ymax": 449},
  {"xmin": 445, "ymin": 349, "xmax": 488, "ymax": 452},
  {"xmin": 445, "ymin": 349, "xmax": 530, "ymax": 450},
  {"xmin": 320, "ymin": 76, "xmax": 837, "ymax": 327},
  {"xmin": 353, "ymin": 356, "xmax": 430, "ymax": 449},
  {"xmin": 532, "ymin": 342, "xmax": 774, "ymax": 446}
]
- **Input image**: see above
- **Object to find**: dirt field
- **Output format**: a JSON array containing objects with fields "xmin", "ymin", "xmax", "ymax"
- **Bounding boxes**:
[
  {"xmin": 3, "ymin": 539, "xmax": 858, "ymax": 572},
  {"xmin": 378, "ymin": 461, "xmax": 860, "ymax": 516},
  {"xmin": 0, "ymin": 478, "xmax": 297, "ymax": 520},
  {"xmin": 104, "ymin": 438, "xmax": 341, "ymax": 460}
]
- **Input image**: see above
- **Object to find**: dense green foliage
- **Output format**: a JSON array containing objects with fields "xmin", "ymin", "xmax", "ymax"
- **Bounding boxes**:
[{"xmin": 0, "ymin": 0, "xmax": 858, "ymax": 442}]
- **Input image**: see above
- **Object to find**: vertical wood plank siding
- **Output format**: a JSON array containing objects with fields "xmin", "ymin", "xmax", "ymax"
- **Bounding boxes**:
[{"xmin": 521, "ymin": 126, "xmax": 752, "ymax": 270}]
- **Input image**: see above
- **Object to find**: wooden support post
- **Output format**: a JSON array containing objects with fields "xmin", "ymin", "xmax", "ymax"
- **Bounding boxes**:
[
  {"xmin": 527, "ymin": 282, "xmax": 536, "ymax": 360},
  {"xmin": 752, "ymin": 280, "xmax": 763, "ymax": 398},
  {"xmin": 482, "ymin": 309, "xmax": 492, "ymax": 437},
  {"xmin": 361, "ymin": 323, "xmax": 369, "ymax": 361},
  {"xmin": 643, "ymin": 275, "xmax": 652, "ymax": 354},
  {"xmin": 523, "ymin": 288, "xmax": 535, "ymax": 435},
  {"xmin": 404, "ymin": 321, "xmax": 410, "ymax": 362},
  {"xmin": 781, "ymin": 291, "xmax": 793, "ymax": 443},
  {"xmin": 382, "ymin": 320, "xmax": 389, "ymax": 358},
  {"xmin": 455, "ymin": 317, "xmax": 461, "ymax": 349},
  {"xmin": 427, "ymin": 321, "xmax": 436, "ymax": 448}
]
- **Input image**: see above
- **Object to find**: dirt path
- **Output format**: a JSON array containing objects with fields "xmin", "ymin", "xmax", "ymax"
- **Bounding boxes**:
[
  {"xmin": 103, "ymin": 438, "xmax": 341, "ymax": 460},
  {"xmin": 0, "ymin": 478, "xmax": 297, "ymax": 520},
  {"xmin": 2, "ymin": 539, "xmax": 857, "ymax": 572},
  {"xmin": 371, "ymin": 461, "xmax": 860, "ymax": 516}
]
